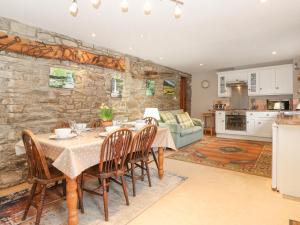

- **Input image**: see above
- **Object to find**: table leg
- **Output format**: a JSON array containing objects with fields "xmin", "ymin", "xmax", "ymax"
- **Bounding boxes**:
[
  {"xmin": 66, "ymin": 177, "xmax": 78, "ymax": 225},
  {"xmin": 158, "ymin": 147, "xmax": 164, "ymax": 179}
]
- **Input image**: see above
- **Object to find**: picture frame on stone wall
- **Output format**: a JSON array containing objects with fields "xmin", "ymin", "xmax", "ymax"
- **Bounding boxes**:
[
  {"xmin": 49, "ymin": 67, "xmax": 75, "ymax": 89},
  {"xmin": 163, "ymin": 80, "xmax": 176, "ymax": 95},
  {"xmin": 146, "ymin": 80, "xmax": 155, "ymax": 96},
  {"xmin": 111, "ymin": 78, "xmax": 124, "ymax": 98}
]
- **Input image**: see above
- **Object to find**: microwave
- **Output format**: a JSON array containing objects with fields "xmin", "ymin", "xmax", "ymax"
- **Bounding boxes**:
[{"xmin": 266, "ymin": 100, "xmax": 290, "ymax": 110}]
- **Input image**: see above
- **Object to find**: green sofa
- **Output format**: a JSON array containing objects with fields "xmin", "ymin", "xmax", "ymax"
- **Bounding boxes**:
[{"xmin": 159, "ymin": 109, "xmax": 203, "ymax": 149}]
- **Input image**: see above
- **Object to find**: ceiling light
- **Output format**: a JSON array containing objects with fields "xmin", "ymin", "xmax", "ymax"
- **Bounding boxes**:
[
  {"xmin": 91, "ymin": 33, "xmax": 96, "ymax": 37},
  {"xmin": 91, "ymin": 0, "xmax": 101, "ymax": 8},
  {"xmin": 174, "ymin": 5, "xmax": 182, "ymax": 19},
  {"xmin": 129, "ymin": 47, "xmax": 133, "ymax": 50},
  {"xmin": 260, "ymin": 0, "xmax": 267, "ymax": 3},
  {"xmin": 272, "ymin": 51, "xmax": 277, "ymax": 55},
  {"xmin": 121, "ymin": 0, "xmax": 129, "ymax": 12},
  {"xmin": 140, "ymin": 34, "xmax": 144, "ymax": 38},
  {"xmin": 144, "ymin": 0, "xmax": 152, "ymax": 15},
  {"xmin": 159, "ymin": 57, "xmax": 163, "ymax": 60},
  {"xmin": 69, "ymin": 0, "xmax": 78, "ymax": 16},
  {"xmin": 200, "ymin": 63, "xmax": 204, "ymax": 66}
]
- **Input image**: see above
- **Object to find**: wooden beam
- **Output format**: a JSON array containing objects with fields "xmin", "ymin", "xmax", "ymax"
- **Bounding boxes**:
[{"xmin": 0, "ymin": 32, "xmax": 125, "ymax": 72}]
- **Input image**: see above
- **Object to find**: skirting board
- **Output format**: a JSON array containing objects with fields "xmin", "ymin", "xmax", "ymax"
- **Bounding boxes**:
[{"xmin": 216, "ymin": 133, "xmax": 272, "ymax": 142}]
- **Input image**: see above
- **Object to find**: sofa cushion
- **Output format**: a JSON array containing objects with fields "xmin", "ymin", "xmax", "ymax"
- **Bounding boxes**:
[
  {"xmin": 160, "ymin": 111, "xmax": 177, "ymax": 123},
  {"xmin": 176, "ymin": 112, "xmax": 195, "ymax": 129},
  {"xmin": 180, "ymin": 126, "xmax": 202, "ymax": 137}
]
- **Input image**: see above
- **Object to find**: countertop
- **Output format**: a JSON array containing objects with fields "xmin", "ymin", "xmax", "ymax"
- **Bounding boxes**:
[{"xmin": 275, "ymin": 115, "xmax": 300, "ymax": 125}]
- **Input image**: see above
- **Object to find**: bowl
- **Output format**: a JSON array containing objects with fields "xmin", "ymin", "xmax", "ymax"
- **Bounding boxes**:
[
  {"xmin": 75, "ymin": 123, "xmax": 87, "ymax": 130},
  {"xmin": 55, "ymin": 128, "xmax": 72, "ymax": 138},
  {"xmin": 105, "ymin": 126, "xmax": 120, "ymax": 133}
]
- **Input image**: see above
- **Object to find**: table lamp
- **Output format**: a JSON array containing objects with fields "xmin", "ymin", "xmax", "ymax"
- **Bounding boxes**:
[
  {"xmin": 296, "ymin": 103, "xmax": 300, "ymax": 111},
  {"xmin": 273, "ymin": 102, "xmax": 282, "ymax": 110},
  {"xmin": 143, "ymin": 108, "xmax": 160, "ymax": 120}
]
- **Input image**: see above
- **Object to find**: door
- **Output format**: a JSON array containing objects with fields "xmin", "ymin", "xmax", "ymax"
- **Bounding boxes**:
[
  {"xmin": 255, "ymin": 118, "xmax": 274, "ymax": 137},
  {"xmin": 248, "ymin": 72, "xmax": 259, "ymax": 96},
  {"xmin": 259, "ymin": 68, "xmax": 276, "ymax": 95},
  {"xmin": 180, "ymin": 76, "xmax": 187, "ymax": 112},
  {"xmin": 275, "ymin": 66, "xmax": 293, "ymax": 94}
]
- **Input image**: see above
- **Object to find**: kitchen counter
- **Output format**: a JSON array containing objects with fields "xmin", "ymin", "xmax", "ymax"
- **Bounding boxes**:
[{"xmin": 275, "ymin": 114, "xmax": 300, "ymax": 125}]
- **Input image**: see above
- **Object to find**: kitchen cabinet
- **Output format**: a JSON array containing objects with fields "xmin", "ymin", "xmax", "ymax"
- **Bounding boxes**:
[
  {"xmin": 248, "ymin": 71, "xmax": 259, "ymax": 96},
  {"xmin": 215, "ymin": 111, "xmax": 225, "ymax": 133},
  {"xmin": 275, "ymin": 65, "xmax": 293, "ymax": 94},
  {"xmin": 226, "ymin": 71, "xmax": 247, "ymax": 82},
  {"xmin": 259, "ymin": 68, "xmax": 276, "ymax": 95},
  {"xmin": 217, "ymin": 74, "xmax": 230, "ymax": 97},
  {"xmin": 246, "ymin": 112, "xmax": 278, "ymax": 138}
]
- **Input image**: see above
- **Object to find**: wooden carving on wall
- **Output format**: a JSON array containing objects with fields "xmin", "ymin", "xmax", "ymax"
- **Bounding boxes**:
[{"xmin": 0, "ymin": 32, "xmax": 125, "ymax": 72}]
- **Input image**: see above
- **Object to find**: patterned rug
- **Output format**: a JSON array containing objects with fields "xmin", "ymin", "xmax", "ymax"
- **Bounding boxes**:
[
  {"xmin": 168, "ymin": 136, "xmax": 272, "ymax": 178},
  {"xmin": 0, "ymin": 169, "xmax": 186, "ymax": 225}
]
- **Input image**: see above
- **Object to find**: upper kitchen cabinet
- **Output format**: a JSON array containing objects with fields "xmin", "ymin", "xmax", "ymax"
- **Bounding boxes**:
[
  {"xmin": 275, "ymin": 65, "xmax": 293, "ymax": 95},
  {"xmin": 217, "ymin": 73, "xmax": 231, "ymax": 97},
  {"xmin": 259, "ymin": 68, "xmax": 276, "ymax": 95},
  {"xmin": 248, "ymin": 71, "xmax": 259, "ymax": 96}
]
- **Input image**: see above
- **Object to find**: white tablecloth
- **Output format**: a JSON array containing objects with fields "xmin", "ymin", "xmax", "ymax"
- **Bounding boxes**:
[{"xmin": 15, "ymin": 127, "xmax": 176, "ymax": 179}]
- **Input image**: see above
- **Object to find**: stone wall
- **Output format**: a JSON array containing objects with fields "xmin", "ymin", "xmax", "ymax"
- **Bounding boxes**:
[{"xmin": 0, "ymin": 17, "xmax": 191, "ymax": 188}]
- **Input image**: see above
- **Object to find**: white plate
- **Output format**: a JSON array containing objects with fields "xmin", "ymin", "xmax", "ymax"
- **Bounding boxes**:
[
  {"xmin": 98, "ymin": 132, "xmax": 108, "ymax": 137},
  {"xmin": 49, "ymin": 133, "xmax": 77, "ymax": 140}
]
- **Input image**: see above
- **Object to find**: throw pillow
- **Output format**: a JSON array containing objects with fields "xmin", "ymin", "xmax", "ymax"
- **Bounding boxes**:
[
  {"xmin": 160, "ymin": 111, "xmax": 177, "ymax": 124},
  {"xmin": 176, "ymin": 112, "xmax": 195, "ymax": 129}
]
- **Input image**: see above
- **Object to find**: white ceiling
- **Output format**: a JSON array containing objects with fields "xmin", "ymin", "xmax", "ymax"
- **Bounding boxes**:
[{"xmin": 0, "ymin": 0, "xmax": 300, "ymax": 74}]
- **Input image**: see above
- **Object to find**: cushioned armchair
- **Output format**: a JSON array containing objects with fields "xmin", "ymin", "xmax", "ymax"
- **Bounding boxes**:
[{"xmin": 159, "ymin": 109, "xmax": 203, "ymax": 149}]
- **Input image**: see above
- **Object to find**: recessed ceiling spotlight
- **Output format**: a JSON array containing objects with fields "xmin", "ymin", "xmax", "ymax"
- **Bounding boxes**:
[
  {"xmin": 200, "ymin": 63, "xmax": 204, "ymax": 66},
  {"xmin": 120, "ymin": 0, "xmax": 129, "ymax": 12},
  {"xmin": 91, "ymin": 33, "xmax": 96, "ymax": 37},
  {"xmin": 129, "ymin": 47, "xmax": 133, "ymax": 50},
  {"xmin": 144, "ymin": 0, "xmax": 152, "ymax": 15},
  {"xmin": 272, "ymin": 51, "xmax": 277, "ymax": 55},
  {"xmin": 140, "ymin": 34, "xmax": 144, "ymax": 38},
  {"xmin": 159, "ymin": 57, "xmax": 163, "ymax": 60},
  {"xmin": 260, "ymin": 0, "xmax": 267, "ymax": 3},
  {"xmin": 91, "ymin": 0, "xmax": 101, "ymax": 8},
  {"xmin": 69, "ymin": 0, "xmax": 78, "ymax": 16}
]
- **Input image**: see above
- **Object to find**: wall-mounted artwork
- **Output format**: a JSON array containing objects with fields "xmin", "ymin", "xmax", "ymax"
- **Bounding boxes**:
[
  {"xmin": 163, "ymin": 80, "xmax": 176, "ymax": 95},
  {"xmin": 146, "ymin": 80, "xmax": 155, "ymax": 96},
  {"xmin": 49, "ymin": 67, "xmax": 75, "ymax": 89},
  {"xmin": 111, "ymin": 78, "xmax": 124, "ymax": 98}
]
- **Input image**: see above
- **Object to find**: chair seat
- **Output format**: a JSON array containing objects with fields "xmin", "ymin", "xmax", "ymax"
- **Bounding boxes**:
[{"xmin": 84, "ymin": 164, "xmax": 125, "ymax": 179}]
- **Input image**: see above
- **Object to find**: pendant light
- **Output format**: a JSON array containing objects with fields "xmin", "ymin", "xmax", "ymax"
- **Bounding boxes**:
[
  {"xmin": 69, "ymin": 0, "xmax": 78, "ymax": 16},
  {"xmin": 91, "ymin": 0, "xmax": 101, "ymax": 8},
  {"xmin": 174, "ymin": 4, "xmax": 182, "ymax": 19},
  {"xmin": 121, "ymin": 0, "xmax": 129, "ymax": 12},
  {"xmin": 144, "ymin": 0, "xmax": 152, "ymax": 15}
]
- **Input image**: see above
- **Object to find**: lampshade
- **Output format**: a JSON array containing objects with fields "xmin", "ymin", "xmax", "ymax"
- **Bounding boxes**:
[
  {"xmin": 296, "ymin": 103, "xmax": 300, "ymax": 110},
  {"xmin": 143, "ymin": 108, "xmax": 160, "ymax": 120}
]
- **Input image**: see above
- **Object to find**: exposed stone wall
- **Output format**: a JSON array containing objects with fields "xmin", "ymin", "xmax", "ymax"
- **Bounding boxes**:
[{"xmin": 0, "ymin": 17, "xmax": 191, "ymax": 188}]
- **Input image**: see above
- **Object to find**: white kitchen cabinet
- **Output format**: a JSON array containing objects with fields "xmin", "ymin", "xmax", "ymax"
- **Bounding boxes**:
[
  {"xmin": 217, "ymin": 74, "xmax": 230, "ymax": 97},
  {"xmin": 226, "ymin": 71, "xmax": 247, "ymax": 82},
  {"xmin": 259, "ymin": 68, "xmax": 276, "ymax": 95},
  {"xmin": 248, "ymin": 71, "xmax": 259, "ymax": 96},
  {"xmin": 275, "ymin": 65, "xmax": 293, "ymax": 94},
  {"xmin": 215, "ymin": 111, "xmax": 225, "ymax": 133}
]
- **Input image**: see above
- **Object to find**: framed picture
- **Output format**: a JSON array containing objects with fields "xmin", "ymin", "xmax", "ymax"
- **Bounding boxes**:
[
  {"xmin": 163, "ymin": 80, "xmax": 176, "ymax": 95},
  {"xmin": 49, "ymin": 67, "xmax": 75, "ymax": 89},
  {"xmin": 111, "ymin": 78, "xmax": 124, "ymax": 98},
  {"xmin": 146, "ymin": 80, "xmax": 155, "ymax": 96}
]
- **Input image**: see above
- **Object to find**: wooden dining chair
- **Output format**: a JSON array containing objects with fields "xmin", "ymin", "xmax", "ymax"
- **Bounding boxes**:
[
  {"xmin": 21, "ymin": 130, "xmax": 66, "ymax": 225},
  {"xmin": 90, "ymin": 118, "xmax": 103, "ymax": 128},
  {"xmin": 127, "ymin": 125, "xmax": 158, "ymax": 197},
  {"xmin": 51, "ymin": 120, "xmax": 70, "ymax": 132},
  {"xmin": 79, "ymin": 128, "xmax": 132, "ymax": 221},
  {"xmin": 143, "ymin": 117, "xmax": 159, "ymax": 170}
]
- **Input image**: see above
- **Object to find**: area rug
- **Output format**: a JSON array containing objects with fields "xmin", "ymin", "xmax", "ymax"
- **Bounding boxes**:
[
  {"xmin": 167, "ymin": 136, "xmax": 272, "ymax": 178},
  {"xmin": 0, "ymin": 169, "xmax": 186, "ymax": 225}
]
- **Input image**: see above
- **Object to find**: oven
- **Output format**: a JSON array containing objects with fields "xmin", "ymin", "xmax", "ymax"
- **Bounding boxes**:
[{"xmin": 225, "ymin": 111, "xmax": 246, "ymax": 131}]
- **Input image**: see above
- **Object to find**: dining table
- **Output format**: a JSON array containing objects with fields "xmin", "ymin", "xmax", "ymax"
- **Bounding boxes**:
[{"xmin": 15, "ymin": 127, "xmax": 176, "ymax": 225}]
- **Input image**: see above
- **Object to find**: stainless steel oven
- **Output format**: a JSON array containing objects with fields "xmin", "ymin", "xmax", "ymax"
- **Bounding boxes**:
[{"xmin": 225, "ymin": 110, "xmax": 246, "ymax": 131}]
